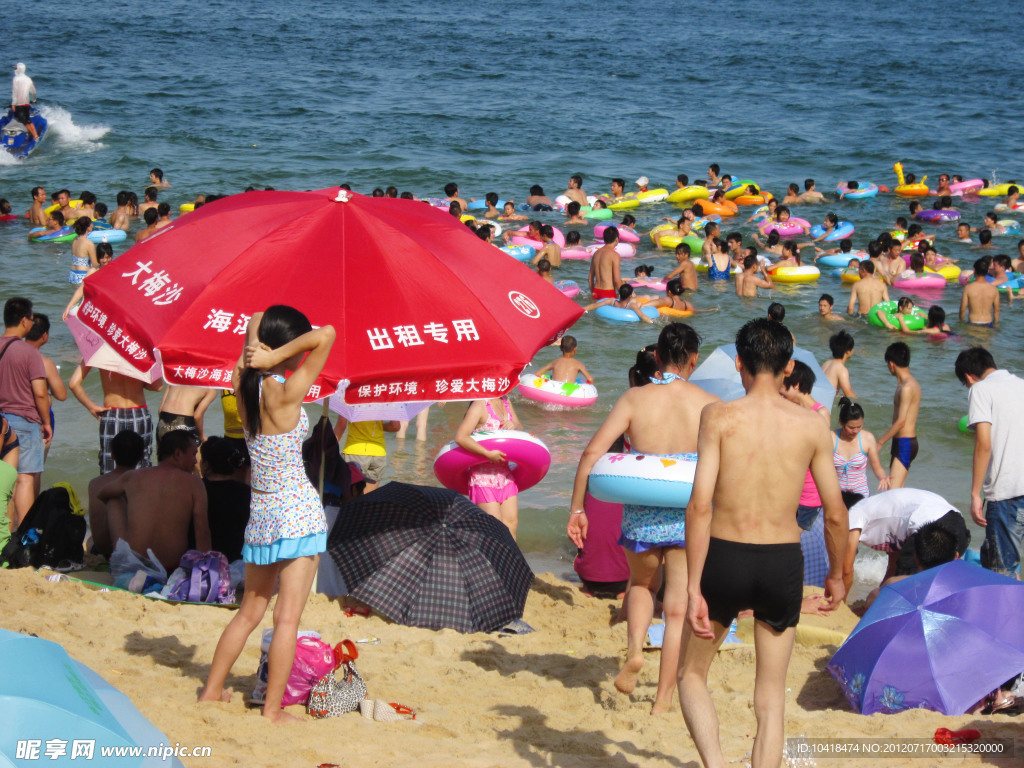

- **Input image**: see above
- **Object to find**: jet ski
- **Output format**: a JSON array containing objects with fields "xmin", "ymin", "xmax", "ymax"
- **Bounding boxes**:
[{"xmin": 1, "ymin": 106, "xmax": 47, "ymax": 158}]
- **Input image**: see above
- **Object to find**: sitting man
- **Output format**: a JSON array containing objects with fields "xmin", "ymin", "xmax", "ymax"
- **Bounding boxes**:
[
  {"xmin": 87, "ymin": 430, "xmax": 145, "ymax": 557},
  {"xmin": 98, "ymin": 430, "xmax": 210, "ymax": 570}
]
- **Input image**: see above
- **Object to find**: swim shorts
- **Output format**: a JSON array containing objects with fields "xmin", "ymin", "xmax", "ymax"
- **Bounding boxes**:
[
  {"xmin": 701, "ymin": 537, "xmax": 803, "ymax": 633},
  {"xmin": 592, "ymin": 288, "xmax": 616, "ymax": 300},
  {"xmin": 156, "ymin": 411, "xmax": 199, "ymax": 444},
  {"xmin": 99, "ymin": 407, "xmax": 153, "ymax": 474},
  {"xmin": 890, "ymin": 436, "xmax": 919, "ymax": 471},
  {"xmin": 531, "ymin": 204, "xmax": 554, "ymax": 212},
  {"xmin": 342, "ymin": 452, "xmax": 387, "ymax": 484},
  {"xmin": 14, "ymin": 105, "xmax": 31, "ymax": 124}
]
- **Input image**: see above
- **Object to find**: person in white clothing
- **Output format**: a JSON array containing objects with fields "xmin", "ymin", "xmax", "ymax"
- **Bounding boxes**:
[
  {"xmin": 955, "ymin": 347, "xmax": 1024, "ymax": 578},
  {"xmin": 842, "ymin": 489, "xmax": 969, "ymax": 597},
  {"xmin": 10, "ymin": 62, "xmax": 38, "ymax": 141}
]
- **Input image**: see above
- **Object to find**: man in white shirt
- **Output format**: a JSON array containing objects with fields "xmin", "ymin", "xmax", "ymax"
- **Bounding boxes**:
[
  {"xmin": 10, "ymin": 62, "xmax": 38, "ymax": 142},
  {"xmin": 956, "ymin": 347, "xmax": 1024, "ymax": 577}
]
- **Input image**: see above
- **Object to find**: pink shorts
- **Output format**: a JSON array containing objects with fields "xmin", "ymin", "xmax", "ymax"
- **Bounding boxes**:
[{"xmin": 469, "ymin": 483, "xmax": 518, "ymax": 505}]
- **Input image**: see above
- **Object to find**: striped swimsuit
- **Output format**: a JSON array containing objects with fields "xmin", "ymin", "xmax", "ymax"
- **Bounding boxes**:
[{"xmin": 833, "ymin": 431, "xmax": 869, "ymax": 497}]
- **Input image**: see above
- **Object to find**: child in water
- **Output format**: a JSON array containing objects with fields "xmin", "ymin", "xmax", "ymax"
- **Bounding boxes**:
[
  {"xmin": 498, "ymin": 201, "xmax": 528, "ymax": 221},
  {"xmin": 584, "ymin": 284, "xmax": 653, "ymax": 323},
  {"xmin": 535, "ymin": 335, "xmax": 593, "ymax": 384}
]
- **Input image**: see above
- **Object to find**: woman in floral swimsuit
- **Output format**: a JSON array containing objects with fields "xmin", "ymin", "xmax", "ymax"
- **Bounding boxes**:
[{"xmin": 200, "ymin": 305, "xmax": 335, "ymax": 723}]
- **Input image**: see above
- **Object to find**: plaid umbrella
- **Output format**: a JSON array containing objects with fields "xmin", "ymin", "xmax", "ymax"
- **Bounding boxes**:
[{"xmin": 327, "ymin": 483, "xmax": 534, "ymax": 633}]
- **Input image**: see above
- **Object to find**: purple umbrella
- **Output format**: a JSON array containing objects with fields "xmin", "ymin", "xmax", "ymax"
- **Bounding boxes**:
[{"xmin": 827, "ymin": 560, "xmax": 1024, "ymax": 715}]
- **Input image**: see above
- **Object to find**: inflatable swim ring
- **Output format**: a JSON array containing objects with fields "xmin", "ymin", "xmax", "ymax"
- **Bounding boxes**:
[
  {"xmin": 724, "ymin": 181, "xmax": 759, "ymax": 200},
  {"xmin": 978, "ymin": 183, "xmax": 1016, "ymax": 198},
  {"xmin": 44, "ymin": 200, "xmax": 83, "ymax": 216},
  {"xmin": 87, "ymin": 229, "xmax": 127, "ymax": 244},
  {"xmin": 925, "ymin": 264, "xmax": 961, "ymax": 282},
  {"xmin": 594, "ymin": 224, "xmax": 640, "ymax": 243},
  {"xmin": 915, "ymin": 209, "xmax": 960, "ymax": 222},
  {"xmin": 510, "ymin": 225, "xmax": 566, "ymax": 249},
  {"xmin": 561, "ymin": 246, "xmax": 591, "ymax": 261},
  {"xmin": 810, "ymin": 222, "xmax": 854, "ymax": 241},
  {"xmin": 836, "ymin": 183, "xmax": 879, "ymax": 199},
  {"xmin": 585, "ymin": 242, "xmax": 636, "ymax": 258},
  {"xmin": 593, "ymin": 304, "xmax": 659, "ymax": 322},
  {"xmin": 840, "ymin": 268, "xmax": 861, "ymax": 284},
  {"xmin": 517, "ymin": 373, "xmax": 597, "ymax": 408},
  {"xmin": 893, "ymin": 163, "xmax": 929, "ymax": 197},
  {"xmin": 691, "ymin": 215, "xmax": 721, "ymax": 232},
  {"xmin": 657, "ymin": 305, "xmax": 694, "ymax": 318},
  {"xmin": 583, "ymin": 207, "xmax": 614, "ymax": 220},
  {"xmin": 760, "ymin": 217, "xmax": 810, "ymax": 238},
  {"xmin": 733, "ymin": 191, "xmax": 773, "ymax": 206},
  {"xmin": 694, "ymin": 261, "xmax": 741, "ymax": 275},
  {"xmin": 868, "ymin": 300, "xmax": 927, "ymax": 330},
  {"xmin": 607, "ymin": 196, "xmax": 640, "ymax": 211},
  {"xmin": 637, "ymin": 188, "xmax": 669, "ymax": 203},
  {"xmin": 179, "ymin": 203, "xmax": 195, "ymax": 213},
  {"xmin": 994, "ymin": 220, "xmax": 1021, "ymax": 235},
  {"xmin": 29, "ymin": 226, "xmax": 74, "ymax": 242},
  {"xmin": 692, "ymin": 199, "xmax": 737, "ymax": 217},
  {"xmin": 771, "ymin": 266, "xmax": 821, "ymax": 284},
  {"xmin": 555, "ymin": 280, "xmax": 580, "ymax": 298},
  {"xmin": 466, "ymin": 199, "xmax": 506, "ymax": 212},
  {"xmin": 587, "ymin": 452, "xmax": 698, "ymax": 508},
  {"xmin": 433, "ymin": 429, "xmax": 551, "ymax": 494},
  {"xmin": 994, "ymin": 202, "xmax": 1024, "ymax": 212},
  {"xmin": 931, "ymin": 179, "xmax": 983, "ymax": 196},
  {"xmin": 500, "ymin": 245, "xmax": 535, "ymax": 262},
  {"xmin": 958, "ymin": 272, "xmax": 1024, "ymax": 292},
  {"xmin": 629, "ymin": 280, "xmax": 667, "ymax": 292},
  {"xmin": 666, "ymin": 186, "xmax": 710, "ymax": 204},
  {"xmin": 893, "ymin": 272, "xmax": 946, "ymax": 290},
  {"xmin": 817, "ymin": 252, "xmax": 867, "ymax": 269}
]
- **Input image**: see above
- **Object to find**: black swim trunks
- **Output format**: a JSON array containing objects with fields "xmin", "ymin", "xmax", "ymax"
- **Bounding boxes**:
[
  {"xmin": 701, "ymin": 537, "xmax": 803, "ymax": 633},
  {"xmin": 890, "ymin": 436, "xmax": 919, "ymax": 470},
  {"xmin": 156, "ymin": 411, "xmax": 199, "ymax": 444},
  {"xmin": 13, "ymin": 104, "xmax": 31, "ymax": 124}
]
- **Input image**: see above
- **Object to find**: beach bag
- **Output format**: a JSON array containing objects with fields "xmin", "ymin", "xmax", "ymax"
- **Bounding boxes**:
[
  {"xmin": 252, "ymin": 630, "xmax": 336, "ymax": 707},
  {"xmin": 166, "ymin": 550, "xmax": 234, "ymax": 604},
  {"xmin": 109, "ymin": 539, "xmax": 167, "ymax": 589},
  {"xmin": 1, "ymin": 486, "xmax": 85, "ymax": 569},
  {"xmin": 307, "ymin": 640, "xmax": 367, "ymax": 718}
]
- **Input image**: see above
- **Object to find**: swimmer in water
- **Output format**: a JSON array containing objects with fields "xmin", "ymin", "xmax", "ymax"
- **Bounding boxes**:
[
  {"xmin": 584, "ymin": 284, "xmax": 653, "ymax": 323},
  {"xmin": 534, "ymin": 335, "xmax": 592, "ymax": 384},
  {"xmin": 564, "ymin": 201, "xmax": 587, "ymax": 225},
  {"xmin": 499, "ymin": 201, "xmax": 529, "ymax": 221},
  {"xmin": 735, "ymin": 254, "xmax": 774, "ymax": 297}
]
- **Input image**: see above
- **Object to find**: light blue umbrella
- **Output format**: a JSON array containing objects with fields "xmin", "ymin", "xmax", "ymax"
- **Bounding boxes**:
[
  {"xmin": 0, "ymin": 629, "xmax": 184, "ymax": 767},
  {"xmin": 690, "ymin": 343, "xmax": 836, "ymax": 406}
]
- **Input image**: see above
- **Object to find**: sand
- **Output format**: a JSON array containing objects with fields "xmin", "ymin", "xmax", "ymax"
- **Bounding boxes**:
[{"xmin": 1, "ymin": 567, "xmax": 1020, "ymax": 768}]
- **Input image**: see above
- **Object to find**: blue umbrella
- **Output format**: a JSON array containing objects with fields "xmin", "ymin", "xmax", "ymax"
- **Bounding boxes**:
[
  {"xmin": 0, "ymin": 629, "xmax": 184, "ymax": 767},
  {"xmin": 690, "ymin": 343, "xmax": 836, "ymax": 406},
  {"xmin": 827, "ymin": 560, "xmax": 1024, "ymax": 715}
]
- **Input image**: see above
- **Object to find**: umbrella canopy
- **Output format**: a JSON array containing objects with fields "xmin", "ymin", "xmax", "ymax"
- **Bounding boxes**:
[
  {"xmin": 689, "ymin": 343, "xmax": 836, "ymax": 405},
  {"xmin": 74, "ymin": 189, "xmax": 582, "ymax": 403},
  {"xmin": 827, "ymin": 560, "xmax": 1024, "ymax": 715},
  {"xmin": 327, "ymin": 482, "xmax": 534, "ymax": 633},
  {"xmin": 65, "ymin": 305, "xmax": 161, "ymax": 384},
  {"xmin": 324, "ymin": 386, "xmax": 432, "ymax": 423},
  {"xmin": 0, "ymin": 629, "xmax": 184, "ymax": 767}
]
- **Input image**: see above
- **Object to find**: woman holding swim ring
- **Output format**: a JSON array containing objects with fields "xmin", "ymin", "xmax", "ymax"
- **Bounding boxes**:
[
  {"xmin": 200, "ymin": 305, "xmax": 335, "ymax": 723},
  {"xmin": 568, "ymin": 323, "xmax": 719, "ymax": 714},
  {"xmin": 832, "ymin": 397, "xmax": 888, "ymax": 510}
]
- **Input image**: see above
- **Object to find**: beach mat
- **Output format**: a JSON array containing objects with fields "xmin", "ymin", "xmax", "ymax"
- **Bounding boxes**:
[{"xmin": 49, "ymin": 570, "xmax": 240, "ymax": 609}]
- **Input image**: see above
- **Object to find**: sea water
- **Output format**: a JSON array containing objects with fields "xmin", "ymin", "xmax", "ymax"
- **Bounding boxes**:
[{"xmin": 1, "ymin": 0, "xmax": 1022, "ymax": 579}]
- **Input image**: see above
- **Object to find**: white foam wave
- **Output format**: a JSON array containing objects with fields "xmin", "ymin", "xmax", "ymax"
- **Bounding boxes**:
[{"xmin": 39, "ymin": 104, "xmax": 109, "ymax": 151}]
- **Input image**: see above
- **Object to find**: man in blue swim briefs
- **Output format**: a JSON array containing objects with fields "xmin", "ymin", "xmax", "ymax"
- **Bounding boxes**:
[
  {"xmin": 680, "ymin": 318, "xmax": 847, "ymax": 768},
  {"xmin": 876, "ymin": 342, "xmax": 921, "ymax": 489}
]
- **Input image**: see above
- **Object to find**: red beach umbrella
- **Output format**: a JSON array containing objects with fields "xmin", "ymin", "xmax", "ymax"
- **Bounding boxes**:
[{"xmin": 75, "ymin": 189, "xmax": 582, "ymax": 402}]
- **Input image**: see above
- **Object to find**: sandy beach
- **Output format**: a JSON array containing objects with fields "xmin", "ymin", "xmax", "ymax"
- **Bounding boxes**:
[{"xmin": 2, "ymin": 566, "xmax": 1019, "ymax": 768}]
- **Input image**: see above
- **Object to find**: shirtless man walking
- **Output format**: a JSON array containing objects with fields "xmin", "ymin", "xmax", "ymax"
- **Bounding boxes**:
[
  {"xmin": 68, "ymin": 363, "xmax": 163, "ymax": 473},
  {"xmin": 562, "ymin": 175, "xmax": 588, "ymax": 207},
  {"xmin": 876, "ymin": 342, "xmax": 921, "ymax": 489},
  {"xmin": 588, "ymin": 227, "xmax": 623, "ymax": 300},
  {"xmin": 847, "ymin": 260, "xmax": 889, "ymax": 315},
  {"xmin": 27, "ymin": 186, "xmax": 47, "ymax": 227},
  {"xmin": 680, "ymin": 318, "xmax": 847, "ymax": 768},
  {"xmin": 98, "ymin": 430, "xmax": 210, "ymax": 569},
  {"xmin": 960, "ymin": 258, "xmax": 1000, "ymax": 326}
]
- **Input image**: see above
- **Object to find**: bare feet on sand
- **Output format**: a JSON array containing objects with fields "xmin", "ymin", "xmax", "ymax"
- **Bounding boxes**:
[
  {"xmin": 650, "ymin": 697, "xmax": 674, "ymax": 715},
  {"xmin": 263, "ymin": 709, "xmax": 303, "ymax": 724},
  {"xmin": 197, "ymin": 687, "xmax": 233, "ymax": 703},
  {"xmin": 614, "ymin": 656, "xmax": 644, "ymax": 695}
]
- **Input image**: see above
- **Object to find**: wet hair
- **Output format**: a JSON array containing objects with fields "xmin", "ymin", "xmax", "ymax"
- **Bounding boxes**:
[
  {"xmin": 628, "ymin": 344, "xmax": 659, "ymax": 387},
  {"xmin": 978, "ymin": 229, "xmax": 992, "ymax": 245},
  {"xmin": 565, "ymin": 230, "xmax": 581, "ymax": 246},
  {"xmin": 829, "ymin": 330, "xmax": 855, "ymax": 359},
  {"xmin": 940, "ymin": 195, "xmax": 953, "ymax": 209},
  {"xmin": 143, "ymin": 208, "xmax": 158, "ymax": 226},
  {"xmin": 824, "ymin": 212, "xmax": 839, "ymax": 227},
  {"xmin": 746, "ymin": 184, "xmax": 757, "ymax": 194},
  {"xmin": 926, "ymin": 305, "xmax": 946, "ymax": 329},
  {"xmin": 80, "ymin": 191, "xmax": 96, "ymax": 206},
  {"xmin": 726, "ymin": 232, "xmax": 742, "ymax": 245},
  {"xmin": 910, "ymin": 253, "xmax": 924, "ymax": 272},
  {"xmin": 906, "ymin": 173, "xmax": 916, "ymax": 184},
  {"xmin": 73, "ymin": 216, "xmax": 91, "ymax": 235},
  {"xmin": 783, "ymin": 360, "xmax": 815, "ymax": 394},
  {"xmin": 570, "ymin": 174, "xmax": 583, "ymax": 188},
  {"xmin": 677, "ymin": 174, "xmax": 689, "ymax": 186},
  {"xmin": 837, "ymin": 397, "xmax": 864, "ymax": 425},
  {"xmin": 735, "ymin": 317, "xmax": 793, "ymax": 375},
  {"xmin": 884, "ymin": 341, "xmax": 911, "ymax": 368},
  {"xmin": 767, "ymin": 302, "xmax": 785, "ymax": 322},
  {"xmin": 743, "ymin": 254, "xmax": 757, "ymax": 270},
  {"xmin": 611, "ymin": 177, "xmax": 625, "ymax": 190},
  {"xmin": 144, "ymin": 186, "xmax": 158, "ymax": 202},
  {"xmin": 666, "ymin": 277, "xmax": 684, "ymax": 295},
  {"xmin": 444, "ymin": 182, "xmax": 459, "ymax": 197},
  {"xmin": 30, "ymin": 186, "xmax": 44, "ymax": 198},
  {"xmin": 539, "ymin": 224, "xmax": 554, "ymax": 239},
  {"xmin": 847, "ymin": 180, "xmax": 859, "ymax": 190},
  {"xmin": 95, "ymin": 202, "xmax": 108, "ymax": 218},
  {"xmin": 954, "ymin": 347, "xmax": 996, "ymax": 384},
  {"xmin": 560, "ymin": 335, "xmax": 577, "ymax": 353},
  {"xmin": 633, "ymin": 264, "xmax": 654, "ymax": 277},
  {"xmin": 906, "ymin": 224, "xmax": 924, "ymax": 238},
  {"xmin": 803, "ymin": 179, "xmax": 815, "ymax": 191},
  {"xmin": 621, "ymin": 214, "xmax": 636, "ymax": 227},
  {"xmin": 781, "ymin": 240, "xmax": 797, "ymax": 258},
  {"xmin": 788, "ymin": 183, "xmax": 799, "ymax": 194},
  {"xmin": 486, "ymin": 192, "xmax": 499, "ymax": 205},
  {"xmin": 691, "ymin": 202, "xmax": 705, "ymax": 216},
  {"xmin": 400, "ymin": 191, "xmax": 413, "ymax": 199},
  {"xmin": 819, "ymin": 293, "xmax": 834, "ymax": 308},
  {"xmin": 708, "ymin": 164, "xmax": 720, "ymax": 175},
  {"xmin": 602, "ymin": 226, "xmax": 619, "ymax": 244},
  {"xmin": 150, "ymin": 168, "xmax": 164, "ymax": 181},
  {"xmin": 720, "ymin": 175, "xmax": 733, "ymax": 186},
  {"xmin": 895, "ymin": 216, "xmax": 909, "ymax": 229},
  {"xmin": 238, "ymin": 305, "xmax": 313, "ymax": 435},
  {"xmin": 914, "ymin": 522, "xmax": 959, "ymax": 570},
  {"xmin": 536, "ymin": 258, "xmax": 551, "ymax": 272},
  {"xmin": 860, "ymin": 259, "xmax": 875, "ymax": 275},
  {"xmin": 25, "ymin": 313, "xmax": 49, "ymax": 342},
  {"xmin": 385, "ymin": 186, "xmax": 398, "ymax": 198},
  {"xmin": 867, "ymin": 240, "xmax": 883, "ymax": 258},
  {"xmin": 475, "ymin": 225, "xmax": 492, "ymax": 241},
  {"xmin": 567, "ymin": 201, "xmax": 580, "ymax": 216},
  {"xmin": 908, "ymin": 201, "xmax": 922, "ymax": 215},
  {"xmin": 993, "ymin": 254, "xmax": 1012, "ymax": 270},
  {"xmin": 592, "ymin": 199, "xmax": 607, "ymax": 209},
  {"xmin": 675, "ymin": 242, "xmax": 691, "ymax": 256},
  {"xmin": 984, "ymin": 212, "xmax": 998, "ymax": 225},
  {"xmin": 776, "ymin": 205, "xmax": 791, "ymax": 219},
  {"xmin": 157, "ymin": 202, "xmax": 170, "ymax": 217},
  {"xmin": 896, "ymin": 296, "xmax": 915, "ymax": 313},
  {"xmin": 616, "ymin": 284, "xmax": 634, "ymax": 301},
  {"xmin": 839, "ymin": 239, "xmax": 852, "ymax": 253},
  {"xmin": 201, "ymin": 435, "xmax": 250, "ymax": 475},
  {"xmin": 657, "ymin": 322, "xmax": 701, "ymax": 369},
  {"xmin": 974, "ymin": 256, "xmax": 992, "ymax": 276},
  {"xmin": 51, "ymin": 211, "xmax": 65, "ymax": 226},
  {"xmin": 111, "ymin": 430, "xmax": 146, "ymax": 468},
  {"xmin": 157, "ymin": 429, "xmax": 197, "ymax": 462},
  {"xmin": 746, "ymin": 245, "xmax": 759, "ymax": 258},
  {"xmin": 96, "ymin": 242, "xmax": 114, "ymax": 260}
]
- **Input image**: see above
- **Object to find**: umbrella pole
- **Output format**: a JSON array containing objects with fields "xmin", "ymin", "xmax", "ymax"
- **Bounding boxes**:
[{"xmin": 311, "ymin": 400, "xmax": 330, "ymax": 595}]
